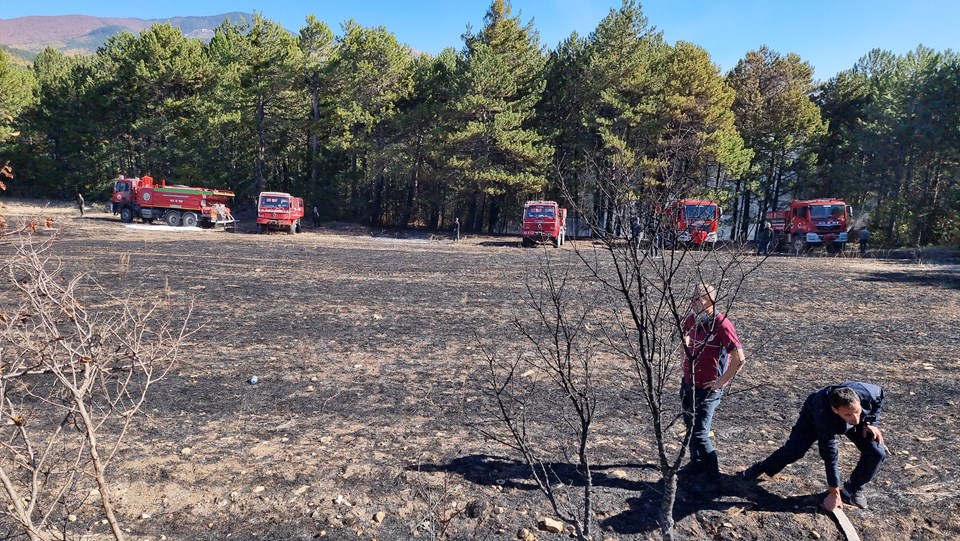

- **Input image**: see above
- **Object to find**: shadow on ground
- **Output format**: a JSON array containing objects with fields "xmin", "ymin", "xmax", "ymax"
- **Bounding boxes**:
[
  {"xmin": 413, "ymin": 454, "xmax": 826, "ymax": 536},
  {"xmin": 859, "ymin": 270, "xmax": 960, "ymax": 290}
]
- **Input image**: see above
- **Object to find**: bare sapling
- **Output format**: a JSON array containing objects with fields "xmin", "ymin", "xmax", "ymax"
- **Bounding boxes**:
[
  {"xmin": 476, "ymin": 253, "xmax": 605, "ymax": 541},
  {"xmin": 0, "ymin": 236, "xmax": 192, "ymax": 541},
  {"xmin": 561, "ymin": 154, "xmax": 762, "ymax": 540}
]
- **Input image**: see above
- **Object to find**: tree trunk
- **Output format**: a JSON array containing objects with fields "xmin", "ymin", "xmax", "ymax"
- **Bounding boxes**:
[
  {"xmin": 255, "ymin": 97, "xmax": 267, "ymax": 195},
  {"xmin": 487, "ymin": 196, "xmax": 501, "ymax": 235},
  {"xmin": 659, "ymin": 472, "xmax": 678, "ymax": 541},
  {"xmin": 402, "ymin": 135, "xmax": 423, "ymax": 227},
  {"xmin": 466, "ymin": 191, "xmax": 479, "ymax": 233},
  {"xmin": 310, "ymin": 89, "xmax": 320, "ymax": 191}
]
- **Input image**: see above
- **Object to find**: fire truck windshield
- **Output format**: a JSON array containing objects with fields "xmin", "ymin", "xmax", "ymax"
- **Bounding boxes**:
[
  {"xmin": 684, "ymin": 205, "xmax": 716, "ymax": 220},
  {"xmin": 810, "ymin": 205, "xmax": 845, "ymax": 219},
  {"xmin": 260, "ymin": 196, "xmax": 290, "ymax": 209},
  {"xmin": 525, "ymin": 206, "xmax": 555, "ymax": 218}
]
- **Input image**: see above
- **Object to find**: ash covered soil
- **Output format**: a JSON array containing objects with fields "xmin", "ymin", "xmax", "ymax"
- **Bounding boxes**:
[{"xmin": 3, "ymin": 201, "xmax": 960, "ymax": 541}]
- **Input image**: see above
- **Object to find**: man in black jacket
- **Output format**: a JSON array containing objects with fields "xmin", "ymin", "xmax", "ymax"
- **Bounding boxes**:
[{"xmin": 740, "ymin": 382, "xmax": 885, "ymax": 511}]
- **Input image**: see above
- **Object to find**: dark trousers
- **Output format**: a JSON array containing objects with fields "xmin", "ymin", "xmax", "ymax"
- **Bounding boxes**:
[
  {"xmin": 758, "ymin": 404, "xmax": 885, "ymax": 491},
  {"xmin": 682, "ymin": 385, "xmax": 723, "ymax": 469},
  {"xmin": 756, "ymin": 234, "xmax": 770, "ymax": 255},
  {"xmin": 859, "ymin": 239, "xmax": 868, "ymax": 255}
]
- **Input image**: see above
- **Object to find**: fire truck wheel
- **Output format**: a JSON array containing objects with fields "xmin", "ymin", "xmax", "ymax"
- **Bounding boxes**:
[
  {"xmin": 163, "ymin": 211, "xmax": 182, "ymax": 227},
  {"xmin": 295, "ymin": 219, "xmax": 302, "ymax": 233},
  {"xmin": 119, "ymin": 207, "xmax": 134, "ymax": 223},
  {"xmin": 792, "ymin": 236, "xmax": 806, "ymax": 255},
  {"xmin": 521, "ymin": 237, "xmax": 533, "ymax": 248},
  {"xmin": 181, "ymin": 212, "xmax": 199, "ymax": 228},
  {"xmin": 827, "ymin": 242, "xmax": 844, "ymax": 255}
]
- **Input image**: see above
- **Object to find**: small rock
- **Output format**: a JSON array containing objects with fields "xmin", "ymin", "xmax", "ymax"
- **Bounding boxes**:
[
  {"xmin": 306, "ymin": 385, "xmax": 315, "ymax": 392},
  {"xmin": 517, "ymin": 527, "xmax": 536, "ymax": 541},
  {"xmin": 293, "ymin": 485, "xmax": 309, "ymax": 496},
  {"xmin": 229, "ymin": 491, "xmax": 239, "ymax": 501},
  {"xmin": 180, "ymin": 447, "xmax": 192, "ymax": 456},
  {"xmin": 310, "ymin": 376, "xmax": 318, "ymax": 382},
  {"xmin": 252, "ymin": 486, "xmax": 266, "ymax": 494},
  {"xmin": 811, "ymin": 530, "xmax": 821, "ymax": 539},
  {"xmin": 465, "ymin": 499, "xmax": 488, "ymax": 519},
  {"xmin": 140, "ymin": 513, "xmax": 151, "ymax": 519},
  {"xmin": 493, "ymin": 506, "xmax": 505, "ymax": 515},
  {"xmin": 538, "ymin": 517, "xmax": 564, "ymax": 533},
  {"xmin": 67, "ymin": 514, "xmax": 77, "ymax": 522},
  {"xmin": 373, "ymin": 511, "xmax": 386, "ymax": 524},
  {"xmin": 249, "ymin": 376, "xmax": 259, "ymax": 384}
]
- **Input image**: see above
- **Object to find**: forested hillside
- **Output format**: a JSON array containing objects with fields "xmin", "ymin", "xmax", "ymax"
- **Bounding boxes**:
[{"xmin": 0, "ymin": 0, "xmax": 957, "ymax": 246}]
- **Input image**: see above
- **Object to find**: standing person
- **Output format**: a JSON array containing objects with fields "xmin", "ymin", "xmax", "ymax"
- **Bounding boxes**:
[
  {"xmin": 453, "ymin": 217, "xmax": 461, "ymax": 242},
  {"xmin": 76, "ymin": 192, "xmax": 85, "ymax": 217},
  {"xmin": 756, "ymin": 220, "xmax": 772, "ymax": 256},
  {"xmin": 679, "ymin": 284, "xmax": 747, "ymax": 479},
  {"xmin": 630, "ymin": 216, "xmax": 642, "ymax": 249},
  {"xmin": 859, "ymin": 227, "xmax": 871, "ymax": 256},
  {"xmin": 312, "ymin": 205, "xmax": 321, "ymax": 228},
  {"xmin": 740, "ymin": 382, "xmax": 885, "ymax": 511}
]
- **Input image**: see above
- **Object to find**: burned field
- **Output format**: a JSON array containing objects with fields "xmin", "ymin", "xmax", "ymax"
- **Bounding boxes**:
[{"xmin": 2, "ymin": 203, "xmax": 959, "ymax": 540}]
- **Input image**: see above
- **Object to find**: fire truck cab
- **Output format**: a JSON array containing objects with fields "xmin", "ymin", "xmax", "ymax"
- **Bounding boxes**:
[
  {"xmin": 767, "ymin": 198, "xmax": 852, "ymax": 254},
  {"xmin": 521, "ymin": 200, "xmax": 567, "ymax": 248},
  {"xmin": 665, "ymin": 199, "xmax": 722, "ymax": 249}
]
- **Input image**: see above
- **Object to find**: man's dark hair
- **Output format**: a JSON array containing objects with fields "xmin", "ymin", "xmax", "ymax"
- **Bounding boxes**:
[{"xmin": 828, "ymin": 386, "xmax": 861, "ymax": 409}]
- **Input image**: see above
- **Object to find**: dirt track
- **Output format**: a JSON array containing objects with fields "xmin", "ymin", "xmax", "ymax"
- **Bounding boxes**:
[{"xmin": 2, "ymin": 201, "xmax": 959, "ymax": 540}]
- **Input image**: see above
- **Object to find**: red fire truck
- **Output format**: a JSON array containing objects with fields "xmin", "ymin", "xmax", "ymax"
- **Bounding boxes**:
[
  {"xmin": 110, "ymin": 175, "xmax": 235, "ymax": 228},
  {"xmin": 256, "ymin": 192, "xmax": 304, "ymax": 234},
  {"xmin": 665, "ymin": 199, "xmax": 722, "ymax": 249},
  {"xmin": 521, "ymin": 200, "xmax": 567, "ymax": 247},
  {"xmin": 766, "ymin": 198, "xmax": 852, "ymax": 253}
]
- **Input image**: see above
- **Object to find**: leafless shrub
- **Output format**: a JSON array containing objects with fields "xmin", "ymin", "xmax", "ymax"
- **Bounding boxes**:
[
  {"xmin": 475, "ymin": 253, "xmax": 606, "ymax": 541},
  {"xmin": 478, "ymin": 138, "xmax": 764, "ymax": 540},
  {"xmin": 0, "ymin": 236, "xmax": 193, "ymax": 541},
  {"xmin": 117, "ymin": 253, "xmax": 130, "ymax": 281}
]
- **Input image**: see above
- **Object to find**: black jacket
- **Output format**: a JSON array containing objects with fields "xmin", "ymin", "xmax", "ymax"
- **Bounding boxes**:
[{"xmin": 805, "ymin": 381, "xmax": 884, "ymax": 487}]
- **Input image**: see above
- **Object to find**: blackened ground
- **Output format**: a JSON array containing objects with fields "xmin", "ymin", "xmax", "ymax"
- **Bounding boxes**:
[{"xmin": 2, "ymin": 201, "xmax": 958, "ymax": 541}]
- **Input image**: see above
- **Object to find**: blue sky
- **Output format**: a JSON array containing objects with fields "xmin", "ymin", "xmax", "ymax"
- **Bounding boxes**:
[{"xmin": 2, "ymin": 1, "xmax": 958, "ymax": 80}]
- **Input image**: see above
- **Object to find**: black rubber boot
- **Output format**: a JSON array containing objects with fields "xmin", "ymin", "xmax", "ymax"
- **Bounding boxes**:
[{"xmin": 701, "ymin": 451, "xmax": 721, "ymax": 480}]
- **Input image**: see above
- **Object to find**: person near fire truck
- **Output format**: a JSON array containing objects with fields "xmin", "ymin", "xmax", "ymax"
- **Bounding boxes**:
[{"xmin": 679, "ymin": 283, "xmax": 747, "ymax": 480}]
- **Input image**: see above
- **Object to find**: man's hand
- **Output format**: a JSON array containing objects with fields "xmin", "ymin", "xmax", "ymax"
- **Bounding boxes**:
[
  {"xmin": 822, "ymin": 488, "xmax": 843, "ymax": 512},
  {"xmin": 862, "ymin": 425, "xmax": 884, "ymax": 446}
]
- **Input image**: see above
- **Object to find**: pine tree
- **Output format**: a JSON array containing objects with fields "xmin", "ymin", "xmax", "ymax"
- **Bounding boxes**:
[{"xmin": 447, "ymin": 0, "xmax": 553, "ymax": 233}]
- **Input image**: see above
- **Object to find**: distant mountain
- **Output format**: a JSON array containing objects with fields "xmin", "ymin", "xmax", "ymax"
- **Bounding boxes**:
[{"xmin": 0, "ymin": 13, "xmax": 255, "ymax": 61}]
